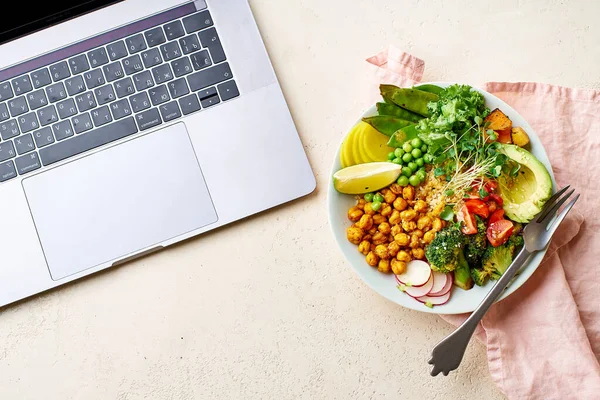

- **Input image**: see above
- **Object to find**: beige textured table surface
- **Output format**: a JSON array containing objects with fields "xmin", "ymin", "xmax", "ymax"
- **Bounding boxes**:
[{"xmin": 1, "ymin": 1, "xmax": 599, "ymax": 399}]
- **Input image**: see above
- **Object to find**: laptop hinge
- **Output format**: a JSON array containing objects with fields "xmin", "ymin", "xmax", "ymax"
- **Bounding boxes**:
[{"xmin": 111, "ymin": 245, "xmax": 165, "ymax": 267}]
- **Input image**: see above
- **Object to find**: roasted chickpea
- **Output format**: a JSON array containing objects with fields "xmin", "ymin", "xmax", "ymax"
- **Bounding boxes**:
[
  {"xmin": 431, "ymin": 201, "xmax": 445, "ymax": 217},
  {"xmin": 358, "ymin": 240, "xmax": 370, "ymax": 255},
  {"xmin": 432, "ymin": 217, "xmax": 443, "ymax": 232},
  {"xmin": 396, "ymin": 250, "xmax": 412, "ymax": 263},
  {"xmin": 410, "ymin": 234, "xmax": 421, "ymax": 248},
  {"xmin": 347, "ymin": 206, "xmax": 364, "ymax": 222},
  {"xmin": 374, "ymin": 244, "xmax": 389, "ymax": 260},
  {"xmin": 412, "ymin": 248, "xmax": 425, "ymax": 259},
  {"xmin": 373, "ymin": 214, "xmax": 387, "ymax": 225},
  {"xmin": 364, "ymin": 202, "xmax": 376, "ymax": 215},
  {"xmin": 423, "ymin": 230, "xmax": 436, "ymax": 244},
  {"xmin": 390, "ymin": 224, "xmax": 402, "ymax": 237},
  {"xmin": 380, "ymin": 203, "xmax": 392, "ymax": 217},
  {"xmin": 389, "ymin": 209, "xmax": 401, "ymax": 225},
  {"xmin": 391, "ymin": 259, "xmax": 407, "ymax": 275},
  {"xmin": 362, "ymin": 234, "xmax": 372, "ymax": 242},
  {"xmin": 382, "ymin": 190, "xmax": 396, "ymax": 204},
  {"xmin": 387, "ymin": 241, "xmax": 400, "ymax": 257},
  {"xmin": 402, "ymin": 220, "xmax": 417, "ymax": 232},
  {"xmin": 378, "ymin": 259, "xmax": 391, "ymax": 273},
  {"xmin": 393, "ymin": 197, "xmax": 408, "ymax": 211},
  {"xmin": 346, "ymin": 226, "xmax": 365, "ymax": 245},
  {"xmin": 357, "ymin": 198, "xmax": 367, "ymax": 210},
  {"xmin": 402, "ymin": 186, "xmax": 415, "ymax": 201},
  {"xmin": 417, "ymin": 215, "xmax": 433, "ymax": 231},
  {"xmin": 413, "ymin": 200, "xmax": 428, "ymax": 213},
  {"xmin": 378, "ymin": 222, "xmax": 391, "ymax": 235},
  {"xmin": 366, "ymin": 251, "xmax": 379, "ymax": 267},
  {"xmin": 372, "ymin": 232, "xmax": 387, "ymax": 245},
  {"xmin": 413, "ymin": 229, "xmax": 424, "ymax": 239},
  {"xmin": 356, "ymin": 214, "xmax": 374, "ymax": 231},
  {"xmin": 394, "ymin": 233, "xmax": 410, "ymax": 246},
  {"xmin": 368, "ymin": 227, "xmax": 378, "ymax": 235},
  {"xmin": 389, "ymin": 183, "xmax": 403, "ymax": 195},
  {"xmin": 400, "ymin": 209, "xmax": 417, "ymax": 221}
]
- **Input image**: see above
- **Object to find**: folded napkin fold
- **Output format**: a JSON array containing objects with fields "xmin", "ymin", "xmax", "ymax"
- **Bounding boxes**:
[{"xmin": 366, "ymin": 46, "xmax": 600, "ymax": 399}]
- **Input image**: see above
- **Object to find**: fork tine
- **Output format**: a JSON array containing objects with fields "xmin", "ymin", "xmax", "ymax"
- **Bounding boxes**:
[
  {"xmin": 537, "ymin": 188, "xmax": 574, "ymax": 223},
  {"xmin": 535, "ymin": 185, "xmax": 570, "ymax": 222},
  {"xmin": 545, "ymin": 194, "xmax": 579, "ymax": 238}
]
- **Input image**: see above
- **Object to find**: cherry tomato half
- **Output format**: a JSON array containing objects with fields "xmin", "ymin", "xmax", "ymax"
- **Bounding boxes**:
[
  {"xmin": 488, "ymin": 209, "xmax": 505, "ymax": 226},
  {"xmin": 457, "ymin": 205, "xmax": 478, "ymax": 235},
  {"xmin": 465, "ymin": 199, "xmax": 490, "ymax": 219},
  {"xmin": 487, "ymin": 219, "xmax": 514, "ymax": 247}
]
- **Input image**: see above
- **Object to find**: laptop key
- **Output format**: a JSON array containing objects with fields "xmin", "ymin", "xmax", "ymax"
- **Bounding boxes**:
[
  {"xmin": 160, "ymin": 41, "xmax": 182, "ymax": 62},
  {"xmin": 149, "ymin": 85, "xmax": 170, "ymax": 106},
  {"xmin": 39, "ymin": 117, "xmax": 138, "ymax": 166},
  {"xmin": 164, "ymin": 20, "xmax": 185, "ymax": 40},
  {"xmin": 52, "ymin": 120, "xmax": 74, "ymax": 141},
  {"xmin": 159, "ymin": 101, "xmax": 181, "ymax": 122},
  {"xmin": 15, "ymin": 152, "xmax": 41, "ymax": 175},
  {"xmin": 18, "ymin": 112, "xmax": 40, "ymax": 133},
  {"xmin": 27, "ymin": 89, "xmax": 48, "ymax": 110},
  {"xmin": 178, "ymin": 94, "xmax": 201, "ymax": 115},
  {"xmin": 141, "ymin": 48, "xmax": 163, "ymax": 69},
  {"xmin": 88, "ymin": 48, "xmax": 109, "ymax": 68},
  {"xmin": 91, "ymin": 106, "xmax": 113, "ymax": 127},
  {"xmin": 135, "ymin": 108, "xmax": 161, "ymax": 131},
  {"xmin": 217, "ymin": 80, "xmax": 239, "ymax": 101},
  {"xmin": 197, "ymin": 86, "xmax": 217, "ymax": 100},
  {"xmin": 72, "ymin": 113, "xmax": 94, "ymax": 134},
  {"xmin": 130, "ymin": 92, "xmax": 151, "ymax": 113},
  {"xmin": 47, "ymin": 82, "xmax": 68, "ymax": 102},
  {"xmin": 123, "ymin": 54, "xmax": 144, "ymax": 75},
  {"xmin": 126, "ymin": 34, "xmax": 147, "ymax": 54},
  {"xmin": 65, "ymin": 76, "xmax": 86, "ymax": 96},
  {"xmin": 103, "ymin": 62, "xmax": 125, "ymax": 82},
  {"xmin": 33, "ymin": 127, "xmax": 55, "ymax": 148},
  {"xmin": 190, "ymin": 50, "xmax": 212, "ymax": 71},
  {"xmin": 84, "ymin": 69, "xmax": 106, "ymax": 89},
  {"xmin": 14, "ymin": 134, "xmax": 35, "ymax": 154},
  {"xmin": 167, "ymin": 78, "xmax": 189, "ymax": 99},
  {"xmin": 0, "ymin": 141, "xmax": 16, "ymax": 161},
  {"xmin": 152, "ymin": 64, "xmax": 174, "ymax": 84},
  {"xmin": 179, "ymin": 35, "xmax": 201, "ymax": 55},
  {"xmin": 8, "ymin": 96, "xmax": 29, "ymax": 117},
  {"xmin": 0, "ymin": 82, "xmax": 13, "ymax": 101},
  {"xmin": 37, "ymin": 105, "xmax": 59, "ymax": 126},
  {"xmin": 113, "ymin": 77, "xmax": 135, "ymax": 98},
  {"xmin": 187, "ymin": 62, "xmax": 232, "ymax": 92},
  {"xmin": 198, "ymin": 28, "xmax": 226, "ymax": 64},
  {"xmin": 12, "ymin": 76, "xmax": 33, "ymax": 95},
  {"xmin": 75, "ymin": 92, "xmax": 97, "ymax": 113},
  {"xmin": 183, "ymin": 10, "xmax": 213, "ymax": 33},
  {"xmin": 49, "ymin": 62, "xmax": 70, "ymax": 82},
  {"xmin": 110, "ymin": 99, "xmax": 132, "ymax": 120},
  {"xmin": 107, "ymin": 40, "xmax": 128, "ymax": 61},
  {"xmin": 57, "ymin": 98, "xmax": 78, "ymax": 119},
  {"xmin": 94, "ymin": 85, "xmax": 116, "ymax": 105},
  {"xmin": 31, "ymin": 68, "xmax": 52, "ymax": 89},
  {"xmin": 145, "ymin": 27, "xmax": 166, "ymax": 47},
  {"xmin": 133, "ymin": 71, "xmax": 154, "ymax": 91},
  {"xmin": 0, "ymin": 160, "xmax": 16, "ymax": 182},
  {"xmin": 0, "ymin": 120, "xmax": 20, "ymax": 140},
  {"xmin": 0, "ymin": 103, "xmax": 9, "ymax": 122},
  {"xmin": 69, "ymin": 54, "xmax": 90, "ymax": 74},
  {"xmin": 172, "ymin": 57, "xmax": 193, "ymax": 77},
  {"xmin": 200, "ymin": 95, "xmax": 220, "ymax": 109}
]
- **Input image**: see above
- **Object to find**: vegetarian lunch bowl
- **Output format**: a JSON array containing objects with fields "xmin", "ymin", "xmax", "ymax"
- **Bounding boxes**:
[{"xmin": 328, "ymin": 82, "xmax": 556, "ymax": 314}]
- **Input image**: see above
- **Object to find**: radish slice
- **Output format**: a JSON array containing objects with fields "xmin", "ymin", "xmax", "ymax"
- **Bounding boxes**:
[
  {"xmin": 429, "ymin": 271, "xmax": 448, "ymax": 294},
  {"xmin": 404, "ymin": 273, "xmax": 434, "ymax": 298},
  {"xmin": 395, "ymin": 260, "xmax": 431, "ymax": 287},
  {"xmin": 416, "ymin": 290, "xmax": 451, "ymax": 306},
  {"xmin": 429, "ymin": 273, "xmax": 453, "ymax": 297}
]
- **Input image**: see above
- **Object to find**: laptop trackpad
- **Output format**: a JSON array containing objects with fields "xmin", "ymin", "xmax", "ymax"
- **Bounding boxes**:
[{"xmin": 23, "ymin": 123, "xmax": 218, "ymax": 281}]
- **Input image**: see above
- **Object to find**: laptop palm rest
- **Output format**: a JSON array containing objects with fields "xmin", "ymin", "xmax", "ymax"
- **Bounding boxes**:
[{"xmin": 22, "ymin": 123, "xmax": 217, "ymax": 281}]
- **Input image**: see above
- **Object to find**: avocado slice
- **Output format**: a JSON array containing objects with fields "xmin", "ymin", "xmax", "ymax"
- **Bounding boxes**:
[{"xmin": 498, "ymin": 144, "xmax": 553, "ymax": 223}]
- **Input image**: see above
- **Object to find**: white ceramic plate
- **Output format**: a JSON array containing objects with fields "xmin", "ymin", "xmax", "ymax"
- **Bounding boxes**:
[{"xmin": 328, "ymin": 82, "xmax": 556, "ymax": 314}]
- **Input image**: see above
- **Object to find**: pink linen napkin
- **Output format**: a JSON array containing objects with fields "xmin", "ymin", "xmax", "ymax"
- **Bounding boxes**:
[{"xmin": 366, "ymin": 46, "xmax": 600, "ymax": 399}]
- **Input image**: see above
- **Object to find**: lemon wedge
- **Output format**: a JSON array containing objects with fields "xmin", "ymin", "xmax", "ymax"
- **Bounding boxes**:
[{"xmin": 333, "ymin": 162, "xmax": 402, "ymax": 194}]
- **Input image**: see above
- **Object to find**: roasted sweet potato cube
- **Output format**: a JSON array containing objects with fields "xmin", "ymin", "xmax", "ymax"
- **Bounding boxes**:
[
  {"xmin": 511, "ymin": 126, "xmax": 530, "ymax": 147},
  {"xmin": 497, "ymin": 128, "xmax": 512, "ymax": 144},
  {"xmin": 484, "ymin": 108, "xmax": 512, "ymax": 131}
]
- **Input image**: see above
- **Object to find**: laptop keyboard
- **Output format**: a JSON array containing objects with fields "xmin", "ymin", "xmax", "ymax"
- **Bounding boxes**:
[{"xmin": 0, "ymin": 3, "xmax": 239, "ymax": 183}]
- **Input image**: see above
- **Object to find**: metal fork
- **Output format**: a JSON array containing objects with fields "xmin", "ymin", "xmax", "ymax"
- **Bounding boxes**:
[{"xmin": 428, "ymin": 185, "xmax": 580, "ymax": 376}]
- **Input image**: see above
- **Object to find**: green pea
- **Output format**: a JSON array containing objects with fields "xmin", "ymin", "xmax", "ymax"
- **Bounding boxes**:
[
  {"xmin": 411, "ymin": 138, "xmax": 423, "ymax": 148},
  {"xmin": 371, "ymin": 201, "xmax": 382, "ymax": 211},
  {"xmin": 408, "ymin": 162, "xmax": 417, "ymax": 171},
  {"xmin": 409, "ymin": 175, "xmax": 421, "ymax": 186},
  {"xmin": 402, "ymin": 153, "xmax": 413, "ymax": 163},
  {"xmin": 402, "ymin": 142, "xmax": 413, "ymax": 153},
  {"xmin": 387, "ymin": 152, "xmax": 396, "ymax": 160},
  {"xmin": 415, "ymin": 158, "xmax": 424, "ymax": 167},
  {"xmin": 423, "ymin": 154, "xmax": 433, "ymax": 164},
  {"xmin": 364, "ymin": 193, "xmax": 374, "ymax": 202},
  {"xmin": 373, "ymin": 193, "xmax": 384, "ymax": 203},
  {"xmin": 416, "ymin": 170, "xmax": 427, "ymax": 181},
  {"xmin": 421, "ymin": 144, "xmax": 428, "ymax": 152},
  {"xmin": 411, "ymin": 148, "xmax": 422, "ymax": 158},
  {"xmin": 391, "ymin": 157, "xmax": 401, "ymax": 164},
  {"xmin": 402, "ymin": 167, "xmax": 412, "ymax": 177},
  {"xmin": 396, "ymin": 176, "xmax": 409, "ymax": 186},
  {"xmin": 394, "ymin": 148, "xmax": 405, "ymax": 158}
]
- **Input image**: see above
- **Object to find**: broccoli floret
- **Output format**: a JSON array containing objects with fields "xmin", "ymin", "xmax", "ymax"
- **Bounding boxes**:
[
  {"xmin": 481, "ymin": 234, "xmax": 524, "ymax": 280},
  {"xmin": 470, "ymin": 268, "xmax": 490, "ymax": 287},
  {"xmin": 464, "ymin": 217, "xmax": 487, "ymax": 268},
  {"xmin": 453, "ymin": 250, "xmax": 474, "ymax": 290},
  {"xmin": 425, "ymin": 225, "xmax": 466, "ymax": 273}
]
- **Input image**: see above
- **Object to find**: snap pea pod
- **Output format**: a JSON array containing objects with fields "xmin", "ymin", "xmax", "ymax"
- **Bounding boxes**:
[
  {"xmin": 413, "ymin": 84, "xmax": 444, "ymax": 95},
  {"xmin": 362, "ymin": 116, "xmax": 413, "ymax": 137},
  {"xmin": 376, "ymin": 102, "xmax": 423, "ymax": 123},
  {"xmin": 380, "ymin": 84, "xmax": 439, "ymax": 117},
  {"xmin": 387, "ymin": 124, "xmax": 419, "ymax": 148}
]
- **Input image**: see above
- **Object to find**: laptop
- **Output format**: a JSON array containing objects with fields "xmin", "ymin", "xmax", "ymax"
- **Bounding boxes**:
[{"xmin": 0, "ymin": 0, "xmax": 315, "ymax": 307}]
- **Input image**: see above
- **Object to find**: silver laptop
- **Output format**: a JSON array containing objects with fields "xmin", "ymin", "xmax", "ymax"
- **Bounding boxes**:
[{"xmin": 0, "ymin": 0, "xmax": 315, "ymax": 307}]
